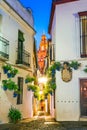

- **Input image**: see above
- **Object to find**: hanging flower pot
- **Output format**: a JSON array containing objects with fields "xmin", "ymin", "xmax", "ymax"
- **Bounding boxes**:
[
  {"xmin": 49, "ymin": 91, "xmax": 53, "ymax": 96},
  {"xmin": 2, "ymin": 64, "xmax": 11, "ymax": 74},
  {"xmin": 7, "ymin": 73, "xmax": 12, "ymax": 78},
  {"xmin": 70, "ymin": 61, "xmax": 81, "ymax": 70},
  {"xmin": 25, "ymin": 75, "xmax": 35, "ymax": 84},
  {"xmin": 3, "ymin": 86, "xmax": 7, "ymax": 91},
  {"xmin": 3, "ymin": 69, "xmax": 8, "ymax": 74},
  {"xmin": 11, "ymin": 68, "xmax": 18, "ymax": 78},
  {"xmin": 25, "ymin": 79, "xmax": 29, "ymax": 83},
  {"xmin": 13, "ymin": 92, "xmax": 18, "ymax": 97}
]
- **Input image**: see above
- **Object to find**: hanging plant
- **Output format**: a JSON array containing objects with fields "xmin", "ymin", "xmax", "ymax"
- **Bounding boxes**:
[
  {"xmin": 83, "ymin": 65, "xmax": 87, "ymax": 73},
  {"xmin": 11, "ymin": 68, "xmax": 18, "ymax": 77},
  {"xmin": 70, "ymin": 61, "xmax": 81, "ymax": 70},
  {"xmin": 2, "ymin": 79, "xmax": 18, "ymax": 91},
  {"xmin": 13, "ymin": 90, "xmax": 21, "ymax": 98},
  {"xmin": 54, "ymin": 62, "xmax": 62, "ymax": 71},
  {"xmin": 47, "ymin": 61, "xmax": 61, "ymax": 78},
  {"xmin": 27, "ymin": 84, "xmax": 37, "ymax": 92},
  {"xmin": 25, "ymin": 75, "xmax": 35, "ymax": 83},
  {"xmin": 2, "ymin": 64, "xmax": 11, "ymax": 74}
]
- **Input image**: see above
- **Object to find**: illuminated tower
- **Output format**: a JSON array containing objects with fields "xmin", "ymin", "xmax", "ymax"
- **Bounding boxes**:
[{"xmin": 37, "ymin": 34, "xmax": 48, "ymax": 74}]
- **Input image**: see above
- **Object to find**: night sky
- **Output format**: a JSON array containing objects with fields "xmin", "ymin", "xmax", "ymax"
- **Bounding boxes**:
[{"xmin": 20, "ymin": 0, "xmax": 52, "ymax": 49}]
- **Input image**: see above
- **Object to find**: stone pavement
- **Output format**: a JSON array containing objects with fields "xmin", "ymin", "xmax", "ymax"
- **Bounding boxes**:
[{"xmin": 0, "ymin": 115, "xmax": 87, "ymax": 130}]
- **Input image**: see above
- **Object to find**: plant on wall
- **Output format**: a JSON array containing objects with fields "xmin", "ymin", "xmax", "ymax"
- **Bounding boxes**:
[
  {"xmin": 2, "ymin": 64, "xmax": 18, "ymax": 78},
  {"xmin": 25, "ymin": 75, "xmax": 35, "ymax": 83},
  {"xmin": 47, "ymin": 61, "xmax": 62, "ymax": 77},
  {"xmin": 70, "ymin": 61, "xmax": 81, "ymax": 70},
  {"xmin": 2, "ymin": 79, "xmax": 18, "ymax": 91},
  {"xmin": 83, "ymin": 65, "xmax": 87, "ymax": 73},
  {"xmin": 10, "ymin": 68, "xmax": 18, "ymax": 78},
  {"xmin": 2, "ymin": 64, "xmax": 11, "ymax": 74}
]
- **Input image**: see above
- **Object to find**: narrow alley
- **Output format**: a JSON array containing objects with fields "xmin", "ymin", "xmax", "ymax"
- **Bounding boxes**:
[{"xmin": 1, "ymin": 113, "xmax": 87, "ymax": 130}]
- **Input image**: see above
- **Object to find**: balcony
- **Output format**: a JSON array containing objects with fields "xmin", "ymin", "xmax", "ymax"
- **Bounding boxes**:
[
  {"xmin": 0, "ymin": 36, "xmax": 9, "ymax": 60},
  {"xmin": 16, "ymin": 49, "xmax": 31, "ymax": 68}
]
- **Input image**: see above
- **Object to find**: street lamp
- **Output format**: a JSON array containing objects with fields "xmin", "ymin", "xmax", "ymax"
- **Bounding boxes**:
[{"xmin": 38, "ymin": 76, "xmax": 48, "ymax": 84}]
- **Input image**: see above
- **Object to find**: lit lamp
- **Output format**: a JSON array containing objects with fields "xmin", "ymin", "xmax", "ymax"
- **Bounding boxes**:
[{"xmin": 38, "ymin": 76, "xmax": 48, "ymax": 84}]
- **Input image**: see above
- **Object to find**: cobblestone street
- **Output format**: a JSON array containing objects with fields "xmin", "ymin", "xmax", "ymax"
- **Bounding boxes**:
[{"xmin": 1, "ymin": 115, "xmax": 87, "ymax": 130}]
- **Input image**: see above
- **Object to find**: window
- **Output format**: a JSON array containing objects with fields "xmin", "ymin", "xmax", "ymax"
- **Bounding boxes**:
[
  {"xmin": 17, "ymin": 77, "xmax": 23, "ymax": 104},
  {"xmin": 50, "ymin": 44, "xmax": 55, "ymax": 62},
  {"xmin": 17, "ymin": 30, "xmax": 24, "ymax": 62},
  {"xmin": 79, "ymin": 12, "xmax": 87, "ymax": 57}
]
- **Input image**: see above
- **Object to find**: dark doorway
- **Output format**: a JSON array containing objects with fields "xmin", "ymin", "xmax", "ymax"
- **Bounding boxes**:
[{"xmin": 80, "ymin": 79, "xmax": 87, "ymax": 116}]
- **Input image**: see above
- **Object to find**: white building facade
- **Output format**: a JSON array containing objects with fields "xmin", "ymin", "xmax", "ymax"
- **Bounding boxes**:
[
  {"xmin": 49, "ymin": 0, "xmax": 87, "ymax": 121},
  {"xmin": 0, "ymin": 0, "xmax": 36, "ymax": 123}
]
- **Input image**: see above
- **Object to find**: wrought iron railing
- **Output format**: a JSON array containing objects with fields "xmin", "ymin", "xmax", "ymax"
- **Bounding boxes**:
[
  {"xmin": 16, "ymin": 48, "xmax": 31, "ymax": 67},
  {"xmin": 0, "ymin": 36, "xmax": 9, "ymax": 59}
]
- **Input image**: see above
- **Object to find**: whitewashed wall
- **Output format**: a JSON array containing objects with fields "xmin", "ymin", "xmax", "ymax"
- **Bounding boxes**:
[
  {"xmin": 0, "ymin": 1, "xmax": 35, "ymax": 123},
  {"xmin": 51, "ymin": 0, "xmax": 87, "ymax": 121}
]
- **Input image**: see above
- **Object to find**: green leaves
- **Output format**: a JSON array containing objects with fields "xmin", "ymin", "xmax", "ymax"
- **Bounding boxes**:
[
  {"xmin": 8, "ymin": 107, "xmax": 22, "ymax": 123},
  {"xmin": 70, "ymin": 61, "xmax": 81, "ymax": 70},
  {"xmin": 25, "ymin": 76, "xmax": 35, "ymax": 83},
  {"xmin": 2, "ymin": 79, "xmax": 18, "ymax": 91}
]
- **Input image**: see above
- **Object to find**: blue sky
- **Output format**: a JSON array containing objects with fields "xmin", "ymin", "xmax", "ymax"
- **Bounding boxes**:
[{"xmin": 20, "ymin": 0, "xmax": 52, "ymax": 49}]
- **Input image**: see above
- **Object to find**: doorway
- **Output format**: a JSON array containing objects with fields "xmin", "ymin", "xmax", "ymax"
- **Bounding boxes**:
[{"xmin": 80, "ymin": 79, "xmax": 87, "ymax": 116}]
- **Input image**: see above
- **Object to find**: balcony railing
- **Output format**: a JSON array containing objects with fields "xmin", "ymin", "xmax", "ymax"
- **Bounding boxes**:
[
  {"xmin": 0, "ymin": 36, "xmax": 9, "ymax": 60},
  {"xmin": 16, "ymin": 48, "xmax": 31, "ymax": 67}
]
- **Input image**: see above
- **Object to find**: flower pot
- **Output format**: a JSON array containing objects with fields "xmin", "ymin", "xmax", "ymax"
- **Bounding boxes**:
[
  {"xmin": 49, "ymin": 91, "xmax": 53, "ymax": 95},
  {"xmin": 13, "ymin": 92, "xmax": 18, "ymax": 97},
  {"xmin": 11, "ymin": 73, "xmax": 15, "ymax": 78},
  {"xmin": 3, "ymin": 86, "xmax": 7, "ymax": 91},
  {"xmin": 27, "ymin": 88, "xmax": 31, "ymax": 91},
  {"xmin": 7, "ymin": 73, "xmax": 12, "ymax": 78},
  {"xmin": 3, "ymin": 68, "xmax": 8, "ymax": 74},
  {"xmin": 73, "ymin": 66, "xmax": 78, "ymax": 70},
  {"xmin": 25, "ymin": 79, "xmax": 29, "ymax": 83},
  {"xmin": 56, "ymin": 67, "xmax": 60, "ymax": 71}
]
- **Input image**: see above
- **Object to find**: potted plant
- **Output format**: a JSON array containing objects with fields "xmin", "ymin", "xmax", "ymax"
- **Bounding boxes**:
[
  {"xmin": 83, "ymin": 65, "xmax": 87, "ymax": 73},
  {"xmin": 2, "ymin": 80, "xmax": 8, "ymax": 91},
  {"xmin": 8, "ymin": 106, "xmax": 22, "ymax": 123},
  {"xmin": 25, "ymin": 75, "xmax": 35, "ymax": 83},
  {"xmin": 27, "ymin": 84, "xmax": 37, "ymax": 92},
  {"xmin": 7, "ymin": 68, "xmax": 18, "ymax": 78},
  {"xmin": 2, "ymin": 64, "xmax": 11, "ymax": 74},
  {"xmin": 13, "ymin": 90, "xmax": 21, "ymax": 98},
  {"xmin": 2, "ymin": 79, "xmax": 18, "ymax": 91},
  {"xmin": 11, "ymin": 68, "xmax": 18, "ymax": 78},
  {"xmin": 70, "ymin": 61, "xmax": 81, "ymax": 70},
  {"xmin": 54, "ymin": 62, "xmax": 62, "ymax": 71}
]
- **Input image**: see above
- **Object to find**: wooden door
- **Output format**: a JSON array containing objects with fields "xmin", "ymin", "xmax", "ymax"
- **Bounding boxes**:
[{"xmin": 80, "ymin": 79, "xmax": 87, "ymax": 116}]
